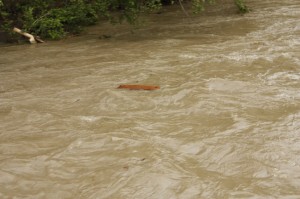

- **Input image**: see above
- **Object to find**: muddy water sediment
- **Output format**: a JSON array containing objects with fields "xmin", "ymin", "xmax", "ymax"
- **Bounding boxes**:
[{"xmin": 0, "ymin": 0, "xmax": 300, "ymax": 198}]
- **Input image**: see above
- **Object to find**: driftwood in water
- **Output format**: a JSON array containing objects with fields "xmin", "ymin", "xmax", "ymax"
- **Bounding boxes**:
[{"xmin": 13, "ymin": 27, "xmax": 44, "ymax": 44}]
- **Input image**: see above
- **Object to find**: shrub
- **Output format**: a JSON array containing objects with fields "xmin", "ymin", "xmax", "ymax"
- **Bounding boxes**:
[
  {"xmin": 0, "ymin": 0, "xmax": 105, "ymax": 39},
  {"xmin": 234, "ymin": 0, "xmax": 249, "ymax": 13},
  {"xmin": 0, "ymin": 0, "xmax": 249, "ymax": 41}
]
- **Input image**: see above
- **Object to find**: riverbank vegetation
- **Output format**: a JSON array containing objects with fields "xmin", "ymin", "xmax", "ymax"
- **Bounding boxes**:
[{"xmin": 0, "ymin": 0, "xmax": 248, "ymax": 42}]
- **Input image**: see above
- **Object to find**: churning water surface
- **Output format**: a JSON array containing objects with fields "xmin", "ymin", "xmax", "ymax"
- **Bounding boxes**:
[{"xmin": 0, "ymin": 0, "xmax": 300, "ymax": 198}]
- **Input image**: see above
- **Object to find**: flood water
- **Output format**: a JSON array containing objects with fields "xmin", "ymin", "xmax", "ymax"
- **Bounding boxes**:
[{"xmin": 0, "ymin": 0, "xmax": 300, "ymax": 198}]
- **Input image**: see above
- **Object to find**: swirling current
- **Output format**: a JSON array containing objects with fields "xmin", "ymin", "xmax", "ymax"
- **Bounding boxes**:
[{"xmin": 0, "ymin": 0, "xmax": 299, "ymax": 198}]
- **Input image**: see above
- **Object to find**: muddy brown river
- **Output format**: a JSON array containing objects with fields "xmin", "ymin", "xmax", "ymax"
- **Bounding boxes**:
[{"xmin": 0, "ymin": 0, "xmax": 300, "ymax": 198}]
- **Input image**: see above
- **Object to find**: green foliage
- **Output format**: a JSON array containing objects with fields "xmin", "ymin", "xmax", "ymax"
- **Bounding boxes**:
[
  {"xmin": 234, "ymin": 0, "xmax": 249, "ymax": 13},
  {"xmin": 1, "ymin": 0, "xmax": 105, "ymax": 39},
  {"xmin": 144, "ymin": 0, "xmax": 162, "ymax": 11},
  {"xmin": 0, "ymin": 0, "xmax": 249, "ymax": 41},
  {"xmin": 34, "ymin": 18, "xmax": 65, "ymax": 39},
  {"xmin": 192, "ymin": 0, "xmax": 216, "ymax": 13}
]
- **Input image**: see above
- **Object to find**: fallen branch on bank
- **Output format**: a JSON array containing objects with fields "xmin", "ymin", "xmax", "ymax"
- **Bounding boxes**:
[{"xmin": 13, "ymin": 27, "xmax": 44, "ymax": 44}]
